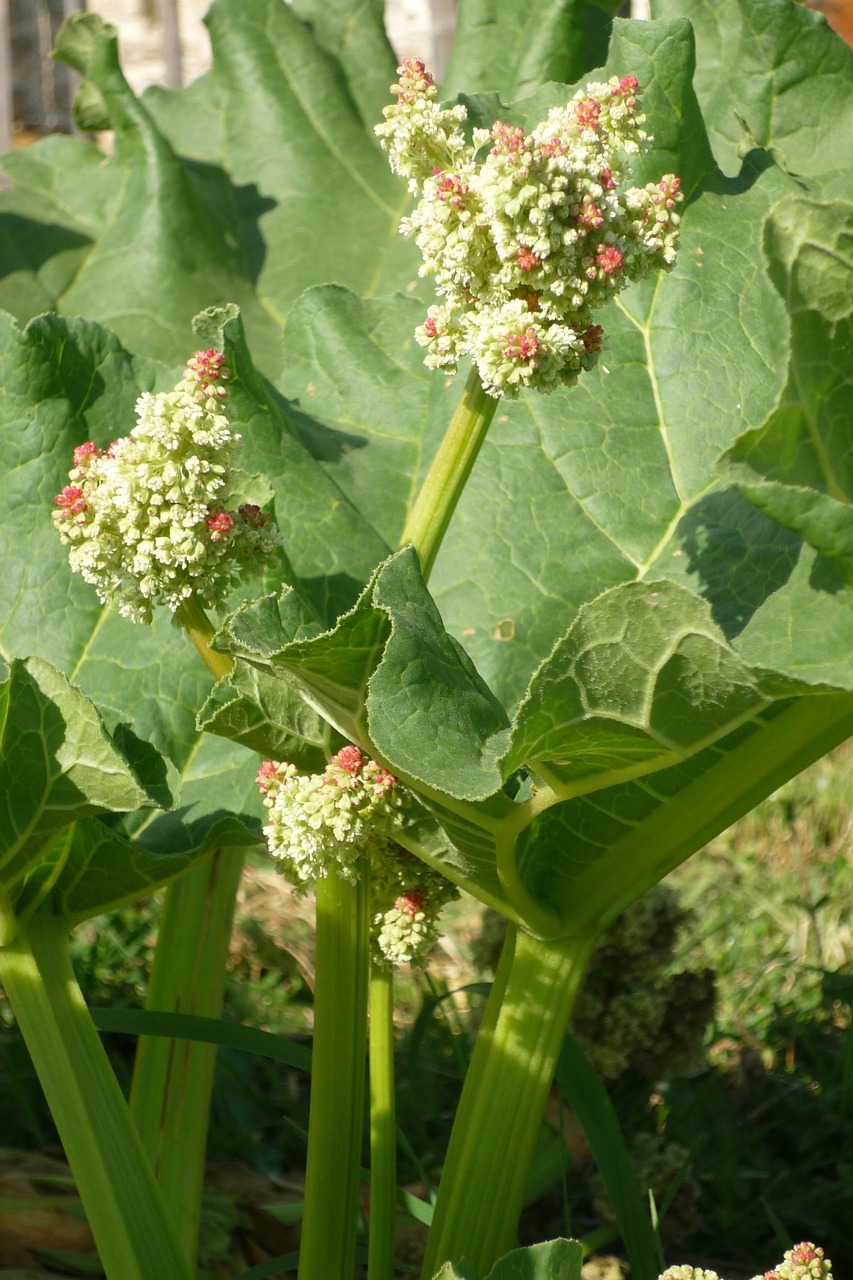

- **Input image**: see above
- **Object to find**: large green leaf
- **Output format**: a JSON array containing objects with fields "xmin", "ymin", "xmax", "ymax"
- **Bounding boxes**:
[
  {"xmin": 289, "ymin": 0, "xmax": 399, "ymax": 129},
  {"xmin": 650, "ymin": 0, "xmax": 853, "ymax": 186},
  {"xmin": 276, "ymin": 22, "xmax": 794, "ymax": 713},
  {"xmin": 443, "ymin": 0, "xmax": 612, "ymax": 100},
  {"xmin": 52, "ymin": 15, "xmax": 278, "ymax": 369},
  {"xmin": 0, "ymin": 1, "xmax": 415, "ymax": 374}
]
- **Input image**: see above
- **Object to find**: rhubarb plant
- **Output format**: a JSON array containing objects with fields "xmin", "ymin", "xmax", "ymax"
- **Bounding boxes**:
[{"xmin": 0, "ymin": 0, "xmax": 851, "ymax": 1277}]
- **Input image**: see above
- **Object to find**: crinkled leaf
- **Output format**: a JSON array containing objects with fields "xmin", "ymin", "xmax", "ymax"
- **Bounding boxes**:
[
  {"xmin": 218, "ymin": 547, "xmax": 511, "ymax": 799},
  {"xmin": 650, "ymin": 0, "xmax": 853, "ymax": 186},
  {"xmin": 503, "ymin": 579, "xmax": 802, "ymax": 790},
  {"xmin": 0, "ymin": 657, "xmax": 177, "ymax": 938},
  {"xmin": 197, "ymin": 662, "xmax": 335, "ymax": 767}
]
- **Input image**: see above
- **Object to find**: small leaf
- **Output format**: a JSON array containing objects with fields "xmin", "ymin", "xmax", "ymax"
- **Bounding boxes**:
[
  {"xmin": 484, "ymin": 1238, "xmax": 584, "ymax": 1280},
  {"xmin": 0, "ymin": 657, "xmax": 177, "ymax": 936},
  {"xmin": 432, "ymin": 1262, "xmax": 480, "ymax": 1280},
  {"xmin": 197, "ymin": 662, "xmax": 335, "ymax": 768}
]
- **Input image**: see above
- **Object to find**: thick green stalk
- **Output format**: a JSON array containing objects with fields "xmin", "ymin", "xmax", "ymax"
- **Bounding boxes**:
[
  {"xmin": 420, "ymin": 924, "xmax": 596, "ymax": 1280},
  {"xmin": 399, "ymin": 367, "xmax": 498, "ymax": 581},
  {"xmin": 368, "ymin": 959, "xmax": 397, "ymax": 1280},
  {"xmin": 0, "ymin": 912, "xmax": 192, "ymax": 1280},
  {"xmin": 129, "ymin": 848, "xmax": 246, "ymax": 1266},
  {"xmin": 298, "ymin": 866, "xmax": 371, "ymax": 1280},
  {"xmin": 174, "ymin": 595, "xmax": 234, "ymax": 681}
]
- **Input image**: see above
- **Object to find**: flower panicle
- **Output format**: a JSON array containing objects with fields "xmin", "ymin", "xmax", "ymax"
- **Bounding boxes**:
[
  {"xmin": 257, "ymin": 748, "xmax": 458, "ymax": 967},
  {"xmin": 52, "ymin": 349, "xmax": 280, "ymax": 624},
  {"xmin": 376, "ymin": 62, "xmax": 683, "ymax": 398}
]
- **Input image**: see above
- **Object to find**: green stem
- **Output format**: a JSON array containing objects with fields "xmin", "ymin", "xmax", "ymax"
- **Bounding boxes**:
[
  {"xmin": 368, "ymin": 958, "xmax": 397, "ymax": 1280},
  {"xmin": 298, "ymin": 867, "xmax": 371, "ymax": 1280},
  {"xmin": 129, "ymin": 848, "xmax": 246, "ymax": 1267},
  {"xmin": 399, "ymin": 367, "xmax": 498, "ymax": 581},
  {"xmin": 420, "ymin": 925, "xmax": 596, "ymax": 1280},
  {"xmin": 174, "ymin": 595, "xmax": 234, "ymax": 681},
  {"xmin": 0, "ymin": 912, "xmax": 192, "ymax": 1280}
]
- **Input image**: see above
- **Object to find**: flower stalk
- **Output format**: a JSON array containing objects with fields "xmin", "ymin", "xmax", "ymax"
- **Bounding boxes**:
[
  {"xmin": 368, "ymin": 957, "xmax": 398, "ymax": 1280},
  {"xmin": 399, "ymin": 365, "xmax": 498, "ymax": 580},
  {"xmin": 298, "ymin": 865, "xmax": 371, "ymax": 1280}
]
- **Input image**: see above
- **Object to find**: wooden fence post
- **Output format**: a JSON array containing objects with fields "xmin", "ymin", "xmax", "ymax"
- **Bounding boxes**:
[{"xmin": 156, "ymin": 0, "xmax": 181, "ymax": 88}]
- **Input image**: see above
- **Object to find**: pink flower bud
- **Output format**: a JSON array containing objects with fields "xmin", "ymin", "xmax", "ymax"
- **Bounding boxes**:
[
  {"xmin": 596, "ymin": 244, "xmax": 624, "ymax": 275},
  {"xmin": 504, "ymin": 328, "xmax": 540, "ymax": 363},
  {"xmin": 72, "ymin": 442, "xmax": 102, "ymax": 470},
  {"xmin": 331, "ymin": 745, "xmax": 364, "ymax": 773},
  {"xmin": 206, "ymin": 510, "xmax": 235, "ymax": 541},
  {"xmin": 54, "ymin": 485, "xmax": 88, "ymax": 518},
  {"xmin": 575, "ymin": 98, "xmax": 601, "ymax": 132},
  {"xmin": 256, "ymin": 760, "xmax": 281, "ymax": 794},
  {"xmin": 397, "ymin": 889, "xmax": 428, "ymax": 916}
]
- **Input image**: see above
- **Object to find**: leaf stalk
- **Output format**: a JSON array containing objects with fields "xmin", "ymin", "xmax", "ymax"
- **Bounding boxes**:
[
  {"xmin": 420, "ymin": 923, "xmax": 596, "ymax": 1279},
  {"xmin": 0, "ymin": 912, "xmax": 192, "ymax": 1280}
]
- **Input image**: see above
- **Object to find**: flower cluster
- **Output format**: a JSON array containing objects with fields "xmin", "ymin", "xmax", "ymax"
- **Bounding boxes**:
[
  {"xmin": 764, "ymin": 1245, "xmax": 834, "ymax": 1280},
  {"xmin": 52, "ymin": 350, "xmax": 280, "ymax": 623},
  {"xmin": 376, "ymin": 60, "xmax": 682, "ymax": 397},
  {"xmin": 257, "ymin": 747, "xmax": 457, "ymax": 966},
  {"xmin": 658, "ymin": 1244, "xmax": 833, "ymax": 1280},
  {"xmin": 371, "ymin": 845, "xmax": 458, "ymax": 968},
  {"xmin": 257, "ymin": 747, "xmax": 401, "ymax": 885}
]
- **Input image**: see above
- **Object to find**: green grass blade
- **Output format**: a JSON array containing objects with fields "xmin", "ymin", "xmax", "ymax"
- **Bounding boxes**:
[
  {"xmin": 90, "ymin": 1007, "xmax": 312, "ymax": 1071},
  {"xmin": 556, "ymin": 1032, "xmax": 658, "ymax": 1280}
]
